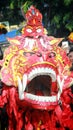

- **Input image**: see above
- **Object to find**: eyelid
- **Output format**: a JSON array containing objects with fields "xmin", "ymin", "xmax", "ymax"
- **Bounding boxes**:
[{"xmin": 23, "ymin": 52, "xmax": 35, "ymax": 56}]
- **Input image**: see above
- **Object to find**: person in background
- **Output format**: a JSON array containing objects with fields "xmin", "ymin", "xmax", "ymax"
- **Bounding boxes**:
[
  {"xmin": 58, "ymin": 37, "xmax": 70, "ymax": 55},
  {"xmin": 59, "ymin": 32, "xmax": 73, "ymax": 54},
  {"xmin": 68, "ymin": 32, "xmax": 73, "ymax": 48},
  {"xmin": 67, "ymin": 47, "xmax": 73, "ymax": 71},
  {"xmin": 0, "ymin": 24, "xmax": 7, "ymax": 35},
  {"xmin": 61, "ymin": 40, "xmax": 70, "ymax": 54},
  {"xmin": 67, "ymin": 46, "xmax": 73, "ymax": 115}
]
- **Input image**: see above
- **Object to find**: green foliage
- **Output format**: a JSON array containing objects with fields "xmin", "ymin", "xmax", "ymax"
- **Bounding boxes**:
[
  {"xmin": 65, "ymin": 21, "xmax": 73, "ymax": 31},
  {"xmin": 64, "ymin": 0, "xmax": 72, "ymax": 6},
  {"xmin": 21, "ymin": 1, "xmax": 33, "ymax": 14},
  {"xmin": 51, "ymin": 15, "xmax": 61, "ymax": 28},
  {"xmin": 63, "ymin": 13, "xmax": 71, "ymax": 24},
  {"xmin": 10, "ymin": 1, "xmax": 15, "ymax": 9},
  {"xmin": 0, "ymin": 0, "xmax": 73, "ymax": 37}
]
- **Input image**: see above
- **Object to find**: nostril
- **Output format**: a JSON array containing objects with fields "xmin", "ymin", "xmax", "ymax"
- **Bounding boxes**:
[
  {"xmin": 36, "ymin": 52, "xmax": 42, "ymax": 57},
  {"xmin": 49, "ymin": 52, "xmax": 56, "ymax": 58}
]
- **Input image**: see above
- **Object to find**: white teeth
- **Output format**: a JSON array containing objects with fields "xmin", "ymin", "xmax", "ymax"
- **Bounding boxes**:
[
  {"xmin": 28, "ymin": 67, "xmax": 56, "ymax": 82},
  {"xmin": 17, "ymin": 67, "xmax": 57, "ymax": 102},
  {"xmin": 40, "ymin": 38, "xmax": 47, "ymax": 48},
  {"xmin": 24, "ymin": 38, "xmax": 36, "ymax": 49},
  {"xmin": 26, "ymin": 93, "xmax": 57, "ymax": 102},
  {"xmin": 57, "ymin": 75, "xmax": 64, "ymax": 100},
  {"xmin": 57, "ymin": 75, "xmax": 64, "ymax": 93},
  {"xmin": 23, "ymin": 74, "xmax": 27, "ymax": 91},
  {"xmin": 17, "ymin": 76, "xmax": 24, "ymax": 100},
  {"xmin": 17, "ymin": 74, "xmax": 28, "ymax": 99}
]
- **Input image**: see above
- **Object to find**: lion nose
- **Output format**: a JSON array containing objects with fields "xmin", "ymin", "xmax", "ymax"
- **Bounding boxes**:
[{"xmin": 42, "ymin": 54, "xmax": 48, "ymax": 61}]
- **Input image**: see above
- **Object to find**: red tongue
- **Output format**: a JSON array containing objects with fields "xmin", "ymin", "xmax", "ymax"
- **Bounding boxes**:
[{"xmin": 36, "ymin": 90, "xmax": 44, "ymax": 96}]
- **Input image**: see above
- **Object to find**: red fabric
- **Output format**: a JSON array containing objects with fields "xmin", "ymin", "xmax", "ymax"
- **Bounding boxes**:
[{"xmin": 0, "ymin": 85, "xmax": 73, "ymax": 130}]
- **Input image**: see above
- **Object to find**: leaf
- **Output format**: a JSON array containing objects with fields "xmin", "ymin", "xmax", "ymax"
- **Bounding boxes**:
[
  {"xmin": 63, "ymin": 13, "xmax": 71, "ymax": 24},
  {"xmin": 21, "ymin": 1, "xmax": 33, "ymax": 14},
  {"xmin": 64, "ymin": 0, "xmax": 72, "ymax": 6},
  {"xmin": 65, "ymin": 21, "xmax": 73, "ymax": 31},
  {"xmin": 53, "ymin": 15, "xmax": 60, "ymax": 24}
]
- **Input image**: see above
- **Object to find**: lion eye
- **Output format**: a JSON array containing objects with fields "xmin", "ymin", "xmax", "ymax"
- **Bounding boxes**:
[
  {"xmin": 36, "ymin": 29, "xmax": 42, "ymax": 33},
  {"xmin": 26, "ymin": 29, "xmax": 32, "ymax": 33}
]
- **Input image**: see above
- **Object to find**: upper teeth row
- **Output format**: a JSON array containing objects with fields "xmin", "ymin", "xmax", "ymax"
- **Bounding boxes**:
[{"xmin": 28, "ymin": 67, "xmax": 56, "ymax": 82}]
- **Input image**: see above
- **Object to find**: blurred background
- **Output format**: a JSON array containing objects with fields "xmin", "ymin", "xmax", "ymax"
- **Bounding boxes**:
[{"xmin": 0, "ymin": 0, "xmax": 73, "ymax": 37}]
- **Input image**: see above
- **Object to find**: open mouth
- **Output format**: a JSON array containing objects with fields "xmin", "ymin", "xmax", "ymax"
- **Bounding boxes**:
[{"xmin": 18, "ymin": 65, "xmax": 64, "ymax": 110}]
